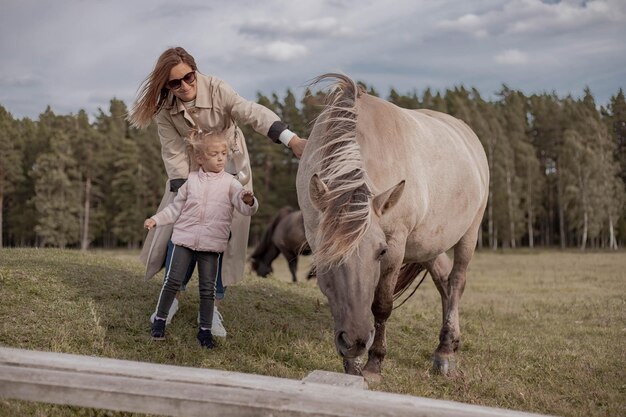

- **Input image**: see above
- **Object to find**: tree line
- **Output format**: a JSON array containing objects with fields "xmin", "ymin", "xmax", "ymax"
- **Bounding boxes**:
[{"xmin": 0, "ymin": 84, "xmax": 624, "ymax": 250}]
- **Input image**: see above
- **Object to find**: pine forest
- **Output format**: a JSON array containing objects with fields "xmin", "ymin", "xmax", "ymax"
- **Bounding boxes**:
[{"xmin": 0, "ymin": 84, "xmax": 624, "ymax": 251}]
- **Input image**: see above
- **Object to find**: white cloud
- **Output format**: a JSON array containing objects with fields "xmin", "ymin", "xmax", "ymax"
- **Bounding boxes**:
[
  {"xmin": 436, "ymin": 0, "xmax": 626, "ymax": 38},
  {"xmin": 437, "ymin": 13, "xmax": 489, "ymax": 38},
  {"xmin": 239, "ymin": 17, "xmax": 355, "ymax": 39},
  {"xmin": 247, "ymin": 41, "xmax": 308, "ymax": 62},
  {"xmin": 0, "ymin": 0, "xmax": 624, "ymax": 119},
  {"xmin": 0, "ymin": 74, "xmax": 41, "ymax": 87},
  {"xmin": 494, "ymin": 49, "xmax": 529, "ymax": 65},
  {"xmin": 507, "ymin": 0, "xmax": 623, "ymax": 35}
]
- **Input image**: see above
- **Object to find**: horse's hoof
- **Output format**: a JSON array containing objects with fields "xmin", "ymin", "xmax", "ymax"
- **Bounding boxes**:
[
  {"xmin": 361, "ymin": 369, "xmax": 383, "ymax": 385},
  {"xmin": 432, "ymin": 355, "xmax": 456, "ymax": 375}
]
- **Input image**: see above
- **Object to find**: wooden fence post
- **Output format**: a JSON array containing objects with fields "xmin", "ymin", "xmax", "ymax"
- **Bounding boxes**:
[{"xmin": 0, "ymin": 347, "xmax": 551, "ymax": 417}]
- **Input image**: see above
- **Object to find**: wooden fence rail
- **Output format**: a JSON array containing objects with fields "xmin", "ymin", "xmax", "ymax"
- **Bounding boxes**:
[{"xmin": 0, "ymin": 347, "xmax": 551, "ymax": 417}]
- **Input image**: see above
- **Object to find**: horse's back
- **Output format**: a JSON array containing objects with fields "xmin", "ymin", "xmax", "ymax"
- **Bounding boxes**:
[
  {"xmin": 356, "ymin": 95, "xmax": 488, "ymax": 198},
  {"xmin": 356, "ymin": 95, "xmax": 489, "ymax": 259},
  {"xmin": 274, "ymin": 210, "xmax": 308, "ymax": 253},
  {"xmin": 413, "ymin": 109, "xmax": 475, "ymax": 141}
]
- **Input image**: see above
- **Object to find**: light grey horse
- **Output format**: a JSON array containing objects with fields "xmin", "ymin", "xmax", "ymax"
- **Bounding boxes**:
[{"xmin": 296, "ymin": 74, "xmax": 489, "ymax": 381}]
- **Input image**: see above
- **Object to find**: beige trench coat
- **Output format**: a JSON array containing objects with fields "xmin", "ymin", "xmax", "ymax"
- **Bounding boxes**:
[{"xmin": 140, "ymin": 72, "xmax": 283, "ymax": 285}]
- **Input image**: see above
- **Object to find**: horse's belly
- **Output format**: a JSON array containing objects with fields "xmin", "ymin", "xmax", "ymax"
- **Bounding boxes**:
[
  {"xmin": 404, "ymin": 232, "xmax": 453, "ymax": 262},
  {"xmin": 403, "ymin": 195, "xmax": 484, "ymax": 262}
]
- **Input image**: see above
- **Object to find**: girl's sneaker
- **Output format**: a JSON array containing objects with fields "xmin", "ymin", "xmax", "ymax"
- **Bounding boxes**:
[
  {"xmin": 196, "ymin": 307, "xmax": 227, "ymax": 337},
  {"xmin": 197, "ymin": 328, "xmax": 215, "ymax": 349},
  {"xmin": 151, "ymin": 319, "xmax": 166, "ymax": 340}
]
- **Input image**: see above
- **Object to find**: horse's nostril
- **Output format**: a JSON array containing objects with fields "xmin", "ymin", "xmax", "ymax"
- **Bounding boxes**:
[
  {"xmin": 335, "ymin": 330, "xmax": 373, "ymax": 358},
  {"xmin": 336, "ymin": 331, "xmax": 352, "ymax": 351}
]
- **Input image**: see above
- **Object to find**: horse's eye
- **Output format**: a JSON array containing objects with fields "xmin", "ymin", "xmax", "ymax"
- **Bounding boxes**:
[{"xmin": 377, "ymin": 248, "xmax": 387, "ymax": 260}]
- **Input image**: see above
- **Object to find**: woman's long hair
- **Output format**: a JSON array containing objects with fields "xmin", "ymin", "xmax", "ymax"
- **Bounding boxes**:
[{"xmin": 128, "ymin": 47, "xmax": 197, "ymax": 128}]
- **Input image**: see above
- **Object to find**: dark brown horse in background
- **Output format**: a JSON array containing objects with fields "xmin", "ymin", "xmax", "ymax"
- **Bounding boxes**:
[{"xmin": 250, "ymin": 206, "xmax": 314, "ymax": 282}]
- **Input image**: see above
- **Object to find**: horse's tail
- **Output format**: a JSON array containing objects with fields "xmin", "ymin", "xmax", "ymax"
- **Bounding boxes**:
[
  {"xmin": 250, "ymin": 206, "xmax": 295, "ymax": 270},
  {"xmin": 393, "ymin": 263, "xmax": 428, "ymax": 309},
  {"xmin": 298, "ymin": 239, "xmax": 312, "ymax": 256}
]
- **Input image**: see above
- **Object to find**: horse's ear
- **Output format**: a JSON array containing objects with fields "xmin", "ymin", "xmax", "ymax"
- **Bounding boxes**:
[
  {"xmin": 373, "ymin": 180, "xmax": 405, "ymax": 217},
  {"xmin": 309, "ymin": 174, "xmax": 329, "ymax": 212}
]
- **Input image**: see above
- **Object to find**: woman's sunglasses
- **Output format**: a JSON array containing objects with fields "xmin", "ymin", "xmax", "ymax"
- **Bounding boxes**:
[{"xmin": 167, "ymin": 71, "xmax": 196, "ymax": 90}]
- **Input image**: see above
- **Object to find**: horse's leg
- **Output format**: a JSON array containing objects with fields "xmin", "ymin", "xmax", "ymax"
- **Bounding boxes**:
[
  {"xmin": 361, "ymin": 240, "xmax": 405, "ymax": 383},
  {"xmin": 284, "ymin": 250, "xmax": 299, "ymax": 282},
  {"xmin": 432, "ymin": 221, "xmax": 480, "ymax": 375},
  {"xmin": 306, "ymin": 265, "xmax": 317, "ymax": 280},
  {"xmin": 423, "ymin": 253, "xmax": 453, "ymax": 330},
  {"xmin": 361, "ymin": 267, "xmax": 400, "ymax": 383}
]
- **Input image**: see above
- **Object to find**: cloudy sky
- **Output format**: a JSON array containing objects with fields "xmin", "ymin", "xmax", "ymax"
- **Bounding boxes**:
[{"xmin": 1, "ymin": 0, "xmax": 624, "ymax": 119}]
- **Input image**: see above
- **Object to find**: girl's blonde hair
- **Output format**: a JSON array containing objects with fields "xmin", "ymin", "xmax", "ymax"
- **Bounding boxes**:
[
  {"xmin": 128, "ymin": 47, "xmax": 198, "ymax": 128},
  {"xmin": 185, "ymin": 129, "xmax": 230, "ymax": 171}
]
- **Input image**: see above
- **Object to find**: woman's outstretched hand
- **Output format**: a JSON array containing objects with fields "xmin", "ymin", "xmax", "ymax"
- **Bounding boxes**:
[{"xmin": 289, "ymin": 135, "xmax": 308, "ymax": 159}]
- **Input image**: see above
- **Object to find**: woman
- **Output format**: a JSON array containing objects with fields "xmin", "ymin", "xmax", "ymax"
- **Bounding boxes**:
[{"xmin": 129, "ymin": 46, "xmax": 306, "ymax": 337}]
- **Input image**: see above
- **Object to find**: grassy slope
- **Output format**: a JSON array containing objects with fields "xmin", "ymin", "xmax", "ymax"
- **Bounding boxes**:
[{"xmin": 0, "ymin": 248, "xmax": 624, "ymax": 417}]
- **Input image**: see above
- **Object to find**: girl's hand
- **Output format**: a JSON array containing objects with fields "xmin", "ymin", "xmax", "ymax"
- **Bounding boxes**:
[
  {"xmin": 144, "ymin": 218, "xmax": 156, "ymax": 230},
  {"xmin": 241, "ymin": 190, "xmax": 255, "ymax": 206}
]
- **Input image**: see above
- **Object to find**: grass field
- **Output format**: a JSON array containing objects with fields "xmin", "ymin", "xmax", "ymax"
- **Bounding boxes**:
[{"xmin": 0, "ymin": 248, "xmax": 624, "ymax": 417}]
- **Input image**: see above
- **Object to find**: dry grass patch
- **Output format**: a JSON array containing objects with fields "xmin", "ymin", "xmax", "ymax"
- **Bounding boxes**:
[{"xmin": 0, "ymin": 248, "xmax": 624, "ymax": 417}]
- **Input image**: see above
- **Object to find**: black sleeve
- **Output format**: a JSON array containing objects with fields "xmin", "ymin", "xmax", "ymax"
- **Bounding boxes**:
[
  {"xmin": 169, "ymin": 178, "xmax": 187, "ymax": 193},
  {"xmin": 267, "ymin": 121, "xmax": 289, "ymax": 144}
]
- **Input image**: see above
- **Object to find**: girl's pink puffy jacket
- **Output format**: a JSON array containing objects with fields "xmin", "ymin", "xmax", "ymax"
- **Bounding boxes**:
[{"xmin": 151, "ymin": 169, "xmax": 258, "ymax": 253}]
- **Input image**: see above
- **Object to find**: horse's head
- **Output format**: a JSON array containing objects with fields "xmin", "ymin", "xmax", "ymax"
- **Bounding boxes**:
[
  {"xmin": 309, "ymin": 174, "xmax": 405, "ymax": 359},
  {"xmin": 250, "ymin": 257, "xmax": 272, "ymax": 277}
]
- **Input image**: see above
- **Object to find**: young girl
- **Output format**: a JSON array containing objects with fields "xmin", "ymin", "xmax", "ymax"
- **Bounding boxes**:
[{"xmin": 144, "ymin": 130, "xmax": 258, "ymax": 348}]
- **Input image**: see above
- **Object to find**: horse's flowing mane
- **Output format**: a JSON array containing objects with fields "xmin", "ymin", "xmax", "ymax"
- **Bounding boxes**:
[{"xmin": 310, "ymin": 73, "xmax": 372, "ymax": 267}]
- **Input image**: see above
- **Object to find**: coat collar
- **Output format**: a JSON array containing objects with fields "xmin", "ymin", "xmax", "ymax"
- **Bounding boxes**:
[
  {"xmin": 198, "ymin": 167, "xmax": 225, "ymax": 182},
  {"xmin": 168, "ymin": 72, "xmax": 214, "ymax": 116}
]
